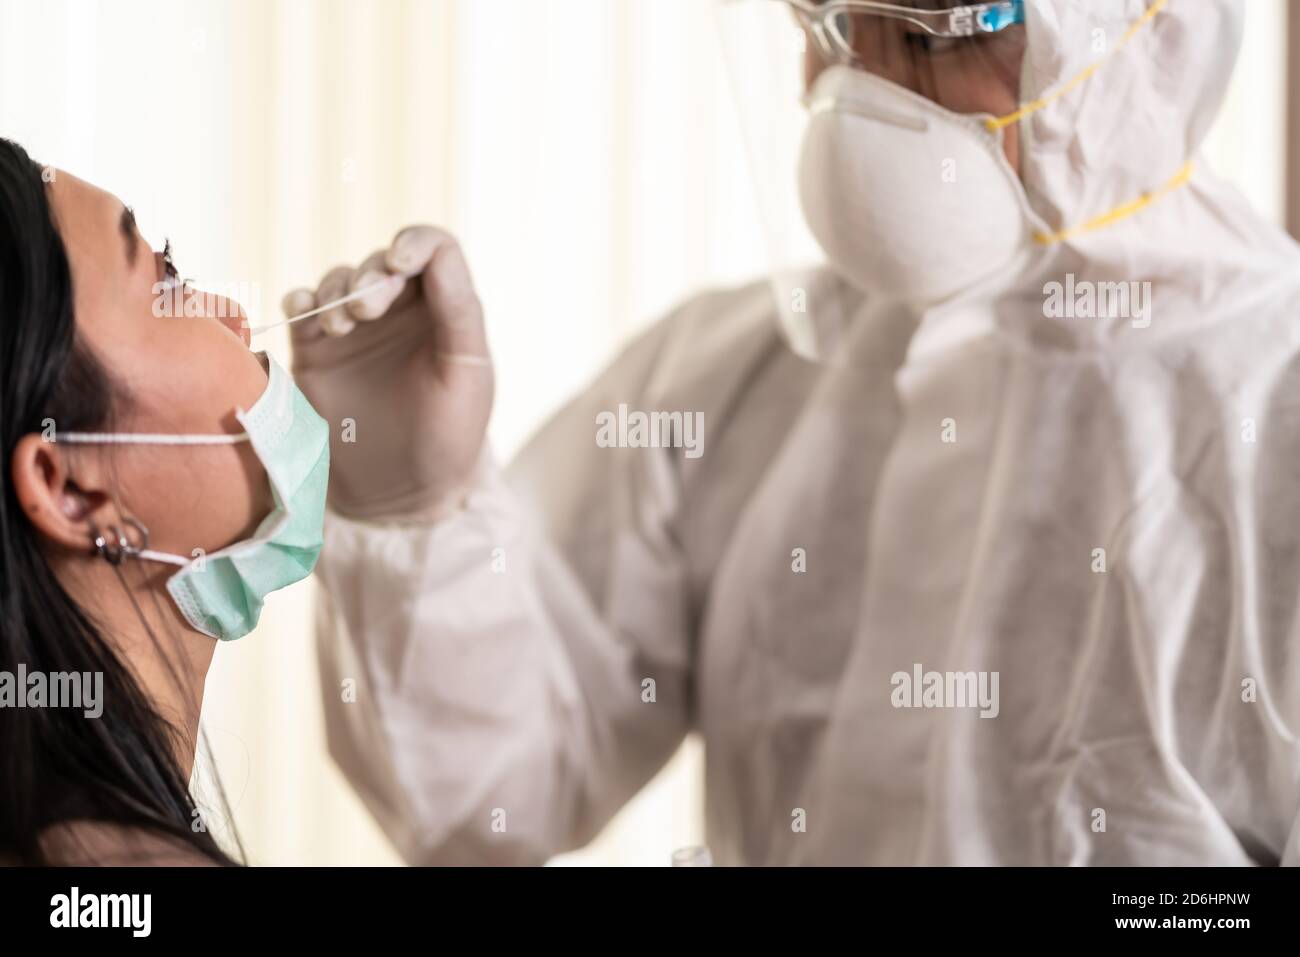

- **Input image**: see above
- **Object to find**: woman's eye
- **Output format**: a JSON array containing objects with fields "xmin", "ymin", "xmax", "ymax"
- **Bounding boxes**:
[{"xmin": 159, "ymin": 239, "xmax": 185, "ymax": 288}]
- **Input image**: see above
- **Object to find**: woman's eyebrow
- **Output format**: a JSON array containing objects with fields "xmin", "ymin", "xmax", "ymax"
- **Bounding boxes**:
[{"xmin": 119, "ymin": 204, "xmax": 139, "ymax": 266}]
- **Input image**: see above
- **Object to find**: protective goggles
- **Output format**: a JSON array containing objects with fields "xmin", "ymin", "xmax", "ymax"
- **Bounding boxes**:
[{"xmin": 733, "ymin": 0, "xmax": 1026, "ymax": 69}]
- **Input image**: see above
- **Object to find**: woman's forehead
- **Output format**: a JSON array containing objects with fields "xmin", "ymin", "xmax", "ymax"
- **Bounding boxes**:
[{"xmin": 49, "ymin": 173, "xmax": 124, "ymax": 265}]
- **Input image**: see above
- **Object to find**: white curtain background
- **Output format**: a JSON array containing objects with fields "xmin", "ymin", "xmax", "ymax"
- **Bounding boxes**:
[{"xmin": 0, "ymin": 0, "xmax": 1288, "ymax": 866}]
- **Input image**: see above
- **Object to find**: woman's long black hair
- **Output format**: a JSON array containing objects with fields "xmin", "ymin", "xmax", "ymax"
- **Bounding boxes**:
[{"xmin": 0, "ymin": 138, "xmax": 238, "ymax": 865}]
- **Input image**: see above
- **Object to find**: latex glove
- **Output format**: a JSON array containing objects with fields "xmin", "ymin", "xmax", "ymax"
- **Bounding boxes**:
[{"xmin": 284, "ymin": 226, "xmax": 494, "ymax": 522}]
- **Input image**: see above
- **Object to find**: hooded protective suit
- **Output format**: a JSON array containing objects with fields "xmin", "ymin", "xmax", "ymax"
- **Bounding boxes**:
[{"xmin": 314, "ymin": 0, "xmax": 1300, "ymax": 865}]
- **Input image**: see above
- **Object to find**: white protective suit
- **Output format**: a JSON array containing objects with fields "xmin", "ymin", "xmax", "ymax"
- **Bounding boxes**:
[{"xmin": 315, "ymin": 0, "xmax": 1300, "ymax": 865}]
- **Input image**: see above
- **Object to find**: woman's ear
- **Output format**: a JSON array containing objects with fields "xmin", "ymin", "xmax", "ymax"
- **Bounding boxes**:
[{"xmin": 10, "ymin": 432, "xmax": 111, "ymax": 552}]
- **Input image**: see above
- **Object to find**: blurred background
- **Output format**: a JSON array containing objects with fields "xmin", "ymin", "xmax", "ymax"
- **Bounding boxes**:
[{"xmin": 0, "ymin": 0, "xmax": 1293, "ymax": 865}]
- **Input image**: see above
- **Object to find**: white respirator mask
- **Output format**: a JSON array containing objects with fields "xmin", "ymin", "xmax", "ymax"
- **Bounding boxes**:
[{"xmin": 797, "ymin": 64, "xmax": 1033, "ymax": 308}]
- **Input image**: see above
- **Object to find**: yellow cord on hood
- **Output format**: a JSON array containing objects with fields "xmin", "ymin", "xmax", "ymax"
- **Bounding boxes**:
[
  {"xmin": 1031, "ymin": 160, "xmax": 1195, "ymax": 245},
  {"xmin": 985, "ymin": 0, "xmax": 1170, "ymax": 133},
  {"xmin": 979, "ymin": 0, "xmax": 1186, "ymax": 245}
]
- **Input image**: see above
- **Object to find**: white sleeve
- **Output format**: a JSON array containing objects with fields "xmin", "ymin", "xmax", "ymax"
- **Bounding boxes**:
[
  {"xmin": 312, "ymin": 284, "xmax": 784, "ymax": 865},
  {"xmin": 315, "ymin": 372, "xmax": 696, "ymax": 865}
]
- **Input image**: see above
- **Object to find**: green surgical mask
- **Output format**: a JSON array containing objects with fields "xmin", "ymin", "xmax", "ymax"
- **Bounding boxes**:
[{"xmin": 57, "ymin": 354, "xmax": 330, "ymax": 641}]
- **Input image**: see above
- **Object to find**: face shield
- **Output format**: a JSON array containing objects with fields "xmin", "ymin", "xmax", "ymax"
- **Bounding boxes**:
[{"xmin": 716, "ymin": 1, "xmax": 1032, "ymax": 359}]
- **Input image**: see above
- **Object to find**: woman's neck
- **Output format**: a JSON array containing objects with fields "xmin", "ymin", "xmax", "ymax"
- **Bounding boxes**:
[{"xmin": 53, "ymin": 552, "xmax": 215, "ymax": 777}]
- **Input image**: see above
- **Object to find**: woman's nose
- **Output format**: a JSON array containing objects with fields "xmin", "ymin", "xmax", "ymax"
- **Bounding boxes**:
[
  {"xmin": 192, "ymin": 289, "xmax": 252, "ymax": 347},
  {"xmin": 218, "ymin": 303, "xmax": 252, "ymax": 348}
]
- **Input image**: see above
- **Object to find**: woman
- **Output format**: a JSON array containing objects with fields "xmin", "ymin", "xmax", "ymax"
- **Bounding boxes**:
[{"xmin": 0, "ymin": 136, "xmax": 326, "ymax": 865}]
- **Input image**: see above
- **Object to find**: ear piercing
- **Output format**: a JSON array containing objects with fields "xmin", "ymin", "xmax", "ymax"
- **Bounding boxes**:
[{"xmin": 88, "ymin": 516, "xmax": 150, "ymax": 566}]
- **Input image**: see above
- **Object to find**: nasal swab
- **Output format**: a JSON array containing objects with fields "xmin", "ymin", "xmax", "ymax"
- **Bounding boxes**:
[
  {"xmin": 247, "ymin": 272, "xmax": 413, "ymax": 336},
  {"xmin": 247, "ymin": 270, "xmax": 492, "ymax": 367}
]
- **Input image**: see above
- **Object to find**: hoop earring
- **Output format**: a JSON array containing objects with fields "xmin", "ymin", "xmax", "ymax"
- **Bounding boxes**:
[{"xmin": 88, "ymin": 516, "xmax": 150, "ymax": 566}]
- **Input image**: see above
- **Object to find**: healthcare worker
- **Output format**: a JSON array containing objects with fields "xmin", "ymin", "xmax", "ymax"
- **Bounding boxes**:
[{"xmin": 288, "ymin": 0, "xmax": 1300, "ymax": 865}]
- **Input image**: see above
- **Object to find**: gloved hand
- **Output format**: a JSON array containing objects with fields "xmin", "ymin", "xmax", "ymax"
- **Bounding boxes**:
[{"xmin": 284, "ymin": 226, "xmax": 494, "ymax": 522}]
